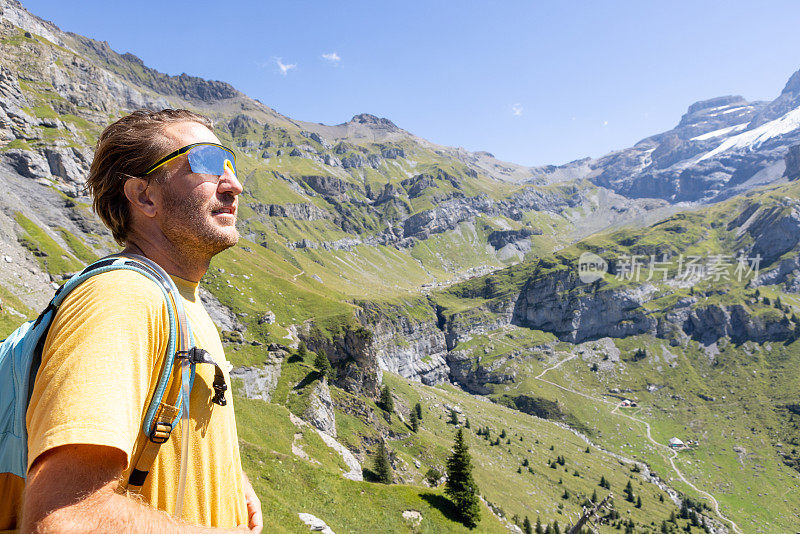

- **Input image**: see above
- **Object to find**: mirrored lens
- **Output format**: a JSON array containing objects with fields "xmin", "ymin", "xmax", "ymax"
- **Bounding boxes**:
[{"xmin": 187, "ymin": 145, "xmax": 237, "ymax": 177}]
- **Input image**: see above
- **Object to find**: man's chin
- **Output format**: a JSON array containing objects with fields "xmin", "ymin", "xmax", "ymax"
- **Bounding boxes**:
[{"xmin": 213, "ymin": 230, "xmax": 239, "ymax": 253}]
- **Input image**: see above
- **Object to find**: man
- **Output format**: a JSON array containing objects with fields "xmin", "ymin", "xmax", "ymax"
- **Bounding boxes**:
[{"xmin": 19, "ymin": 109, "xmax": 262, "ymax": 532}]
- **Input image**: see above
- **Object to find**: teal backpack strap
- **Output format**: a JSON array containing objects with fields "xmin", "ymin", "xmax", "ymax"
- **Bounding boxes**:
[{"xmin": 113, "ymin": 254, "xmax": 228, "ymax": 517}]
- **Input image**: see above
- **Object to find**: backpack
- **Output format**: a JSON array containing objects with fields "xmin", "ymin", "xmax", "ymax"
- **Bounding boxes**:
[{"xmin": 0, "ymin": 253, "xmax": 228, "ymax": 519}]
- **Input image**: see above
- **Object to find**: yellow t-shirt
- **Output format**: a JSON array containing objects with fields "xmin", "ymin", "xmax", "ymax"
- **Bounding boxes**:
[{"xmin": 21, "ymin": 269, "xmax": 247, "ymax": 528}]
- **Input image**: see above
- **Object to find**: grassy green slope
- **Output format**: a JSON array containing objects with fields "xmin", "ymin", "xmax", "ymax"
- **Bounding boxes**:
[
  {"xmin": 233, "ymin": 347, "xmax": 696, "ymax": 533},
  {"xmin": 429, "ymin": 181, "xmax": 800, "ymax": 532}
]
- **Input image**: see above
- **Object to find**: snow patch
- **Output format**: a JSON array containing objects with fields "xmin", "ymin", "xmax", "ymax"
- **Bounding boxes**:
[
  {"xmin": 690, "ymin": 123, "xmax": 749, "ymax": 141},
  {"xmin": 698, "ymin": 106, "xmax": 800, "ymax": 161},
  {"xmin": 721, "ymin": 105, "xmax": 750, "ymax": 115}
]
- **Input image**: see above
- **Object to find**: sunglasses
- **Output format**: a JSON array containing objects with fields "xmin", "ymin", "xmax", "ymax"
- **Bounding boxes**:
[{"xmin": 144, "ymin": 143, "xmax": 237, "ymax": 177}]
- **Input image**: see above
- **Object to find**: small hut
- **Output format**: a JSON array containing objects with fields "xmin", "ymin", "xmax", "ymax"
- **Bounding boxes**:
[{"xmin": 668, "ymin": 437, "xmax": 685, "ymax": 449}]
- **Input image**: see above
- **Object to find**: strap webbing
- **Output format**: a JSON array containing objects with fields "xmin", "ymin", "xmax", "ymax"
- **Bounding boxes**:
[{"xmin": 124, "ymin": 402, "xmax": 181, "ymax": 492}]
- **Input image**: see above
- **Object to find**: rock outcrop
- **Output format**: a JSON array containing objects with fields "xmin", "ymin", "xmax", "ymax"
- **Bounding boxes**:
[
  {"xmin": 230, "ymin": 352, "xmax": 283, "ymax": 402},
  {"xmin": 303, "ymin": 379, "xmax": 337, "ymax": 437},
  {"xmin": 359, "ymin": 301, "xmax": 449, "ymax": 385}
]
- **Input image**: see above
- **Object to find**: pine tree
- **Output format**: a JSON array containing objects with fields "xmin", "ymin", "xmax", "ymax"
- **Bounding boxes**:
[
  {"xmin": 380, "ymin": 385, "xmax": 394, "ymax": 413},
  {"xmin": 636, "ymin": 495, "xmax": 642, "ymax": 508},
  {"xmin": 535, "ymin": 516, "xmax": 543, "ymax": 534},
  {"xmin": 690, "ymin": 509, "xmax": 700, "ymax": 526},
  {"xmin": 591, "ymin": 489, "xmax": 598, "ymax": 503},
  {"xmin": 552, "ymin": 520, "xmax": 561, "ymax": 534},
  {"xmin": 625, "ymin": 480, "xmax": 635, "ymax": 502},
  {"xmin": 314, "ymin": 350, "xmax": 333, "ymax": 378},
  {"xmin": 298, "ymin": 341, "xmax": 308, "ymax": 358},
  {"xmin": 445, "ymin": 428, "xmax": 481, "ymax": 528},
  {"xmin": 414, "ymin": 402, "xmax": 423, "ymax": 420},
  {"xmin": 465, "ymin": 417, "xmax": 471, "ymax": 429},
  {"xmin": 448, "ymin": 408, "xmax": 459, "ymax": 425},
  {"xmin": 373, "ymin": 440, "xmax": 393, "ymax": 484},
  {"xmin": 523, "ymin": 515, "xmax": 532, "ymax": 534},
  {"xmin": 679, "ymin": 500, "xmax": 689, "ymax": 519},
  {"xmin": 410, "ymin": 409, "xmax": 419, "ymax": 432}
]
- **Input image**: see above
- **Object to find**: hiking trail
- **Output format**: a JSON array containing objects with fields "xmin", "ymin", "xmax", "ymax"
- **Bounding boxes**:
[{"xmin": 535, "ymin": 354, "xmax": 743, "ymax": 534}]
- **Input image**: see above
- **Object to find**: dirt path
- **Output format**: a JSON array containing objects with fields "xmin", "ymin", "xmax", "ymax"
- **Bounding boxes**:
[{"xmin": 536, "ymin": 355, "xmax": 743, "ymax": 534}]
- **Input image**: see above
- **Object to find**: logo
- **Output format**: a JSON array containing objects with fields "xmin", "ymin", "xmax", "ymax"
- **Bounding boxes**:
[{"xmin": 578, "ymin": 252, "xmax": 607, "ymax": 283}]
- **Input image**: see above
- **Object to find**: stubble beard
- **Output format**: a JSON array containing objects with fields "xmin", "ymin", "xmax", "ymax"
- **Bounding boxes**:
[{"xmin": 160, "ymin": 189, "xmax": 239, "ymax": 264}]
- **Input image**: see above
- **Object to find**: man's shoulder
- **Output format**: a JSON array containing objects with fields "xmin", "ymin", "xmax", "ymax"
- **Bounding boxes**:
[{"xmin": 59, "ymin": 268, "xmax": 169, "ymax": 314}]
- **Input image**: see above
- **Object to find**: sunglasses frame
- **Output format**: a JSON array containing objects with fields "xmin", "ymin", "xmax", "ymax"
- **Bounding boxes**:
[{"xmin": 143, "ymin": 142, "xmax": 237, "ymax": 177}]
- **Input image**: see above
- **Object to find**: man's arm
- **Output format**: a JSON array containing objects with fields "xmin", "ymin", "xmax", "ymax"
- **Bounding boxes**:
[
  {"xmin": 22, "ymin": 444, "xmax": 246, "ymax": 534},
  {"xmin": 241, "ymin": 473, "xmax": 262, "ymax": 534}
]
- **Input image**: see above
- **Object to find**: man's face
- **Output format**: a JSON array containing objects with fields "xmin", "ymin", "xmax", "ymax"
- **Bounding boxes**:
[{"xmin": 153, "ymin": 121, "xmax": 242, "ymax": 259}]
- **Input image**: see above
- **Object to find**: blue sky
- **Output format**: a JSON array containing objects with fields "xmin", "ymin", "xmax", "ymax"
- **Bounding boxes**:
[{"xmin": 21, "ymin": 0, "xmax": 800, "ymax": 167}]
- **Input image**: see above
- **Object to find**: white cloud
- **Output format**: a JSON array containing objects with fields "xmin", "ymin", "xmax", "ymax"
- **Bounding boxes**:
[
  {"xmin": 322, "ymin": 51, "xmax": 341, "ymax": 63},
  {"xmin": 603, "ymin": 120, "xmax": 609, "ymax": 126},
  {"xmin": 512, "ymin": 103, "xmax": 523, "ymax": 117},
  {"xmin": 274, "ymin": 57, "xmax": 296, "ymax": 76}
]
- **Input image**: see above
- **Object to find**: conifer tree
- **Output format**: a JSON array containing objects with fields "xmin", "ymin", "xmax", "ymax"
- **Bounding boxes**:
[
  {"xmin": 523, "ymin": 515, "xmax": 532, "ymax": 534},
  {"xmin": 535, "ymin": 516, "xmax": 543, "ymax": 534},
  {"xmin": 445, "ymin": 428, "xmax": 481, "ymax": 528},
  {"xmin": 448, "ymin": 408, "xmax": 459, "ymax": 425},
  {"xmin": 373, "ymin": 440, "xmax": 393, "ymax": 484},
  {"xmin": 414, "ymin": 402, "xmax": 423, "ymax": 420},
  {"xmin": 625, "ymin": 480, "xmax": 635, "ymax": 502},
  {"xmin": 465, "ymin": 417, "xmax": 471, "ymax": 429},
  {"xmin": 313, "ymin": 350, "xmax": 333, "ymax": 378},
  {"xmin": 298, "ymin": 341, "xmax": 308, "ymax": 358},
  {"xmin": 410, "ymin": 409, "xmax": 419, "ymax": 432},
  {"xmin": 591, "ymin": 489, "xmax": 598, "ymax": 503},
  {"xmin": 380, "ymin": 385, "xmax": 394, "ymax": 413}
]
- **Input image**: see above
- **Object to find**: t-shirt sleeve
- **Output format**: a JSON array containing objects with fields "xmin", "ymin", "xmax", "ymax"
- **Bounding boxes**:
[{"xmin": 26, "ymin": 270, "xmax": 170, "ymax": 471}]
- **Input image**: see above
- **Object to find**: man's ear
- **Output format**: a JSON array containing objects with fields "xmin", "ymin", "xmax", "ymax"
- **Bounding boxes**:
[{"xmin": 123, "ymin": 177, "xmax": 158, "ymax": 218}]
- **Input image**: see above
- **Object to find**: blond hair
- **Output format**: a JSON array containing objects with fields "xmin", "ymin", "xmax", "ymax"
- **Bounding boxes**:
[{"xmin": 87, "ymin": 109, "xmax": 213, "ymax": 244}]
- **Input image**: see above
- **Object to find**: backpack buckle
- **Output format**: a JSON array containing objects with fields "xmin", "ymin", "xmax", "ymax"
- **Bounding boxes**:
[
  {"xmin": 149, "ymin": 422, "xmax": 173, "ymax": 443},
  {"xmin": 212, "ymin": 373, "xmax": 227, "ymax": 406}
]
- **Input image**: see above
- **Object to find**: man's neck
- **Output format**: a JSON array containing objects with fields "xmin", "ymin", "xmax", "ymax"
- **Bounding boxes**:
[{"xmin": 123, "ymin": 239, "xmax": 209, "ymax": 283}]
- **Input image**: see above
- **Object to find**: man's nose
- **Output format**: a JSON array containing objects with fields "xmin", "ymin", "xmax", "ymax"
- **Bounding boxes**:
[{"xmin": 218, "ymin": 161, "xmax": 243, "ymax": 195}]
